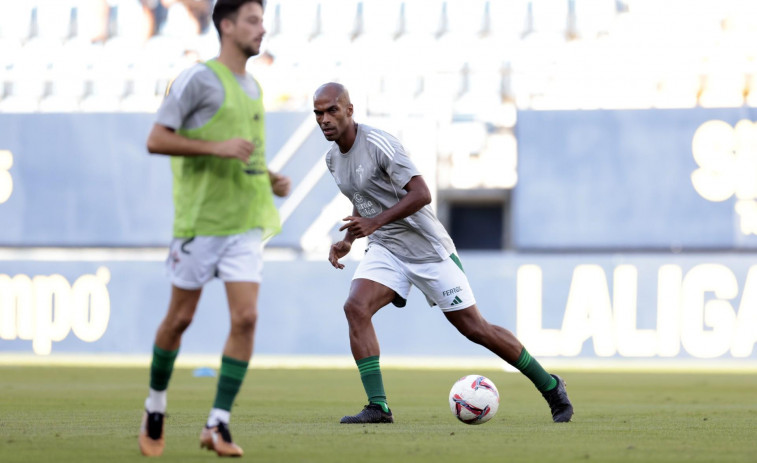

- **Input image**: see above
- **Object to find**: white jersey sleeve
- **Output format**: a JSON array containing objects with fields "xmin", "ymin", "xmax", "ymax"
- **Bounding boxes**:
[{"xmin": 155, "ymin": 63, "xmax": 224, "ymax": 131}]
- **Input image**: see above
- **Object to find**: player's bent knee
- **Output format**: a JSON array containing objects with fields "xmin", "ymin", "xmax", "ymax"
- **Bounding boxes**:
[
  {"xmin": 230, "ymin": 309, "xmax": 258, "ymax": 333},
  {"xmin": 343, "ymin": 298, "xmax": 372, "ymax": 322},
  {"xmin": 168, "ymin": 313, "xmax": 194, "ymax": 334}
]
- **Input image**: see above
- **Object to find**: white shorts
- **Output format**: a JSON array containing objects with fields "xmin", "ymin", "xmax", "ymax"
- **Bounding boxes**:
[
  {"xmin": 353, "ymin": 243, "xmax": 476, "ymax": 312},
  {"xmin": 165, "ymin": 229, "xmax": 264, "ymax": 290}
]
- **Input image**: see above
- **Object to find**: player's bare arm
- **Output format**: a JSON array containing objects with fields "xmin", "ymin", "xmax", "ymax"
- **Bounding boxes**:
[
  {"xmin": 268, "ymin": 170, "xmax": 291, "ymax": 197},
  {"xmin": 329, "ymin": 207, "xmax": 359, "ymax": 269},
  {"xmin": 339, "ymin": 175, "xmax": 431, "ymax": 239},
  {"xmin": 147, "ymin": 124, "xmax": 254, "ymax": 163}
]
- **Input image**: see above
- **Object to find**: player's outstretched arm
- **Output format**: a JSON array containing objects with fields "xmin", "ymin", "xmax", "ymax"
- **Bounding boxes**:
[
  {"xmin": 329, "ymin": 207, "xmax": 359, "ymax": 269},
  {"xmin": 339, "ymin": 175, "xmax": 431, "ymax": 239},
  {"xmin": 146, "ymin": 124, "xmax": 254, "ymax": 163},
  {"xmin": 328, "ymin": 240, "xmax": 352, "ymax": 269}
]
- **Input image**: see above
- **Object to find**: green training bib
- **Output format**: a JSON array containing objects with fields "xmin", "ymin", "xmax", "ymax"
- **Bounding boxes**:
[{"xmin": 171, "ymin": 60, "xmax": 280, "ymax": 239}]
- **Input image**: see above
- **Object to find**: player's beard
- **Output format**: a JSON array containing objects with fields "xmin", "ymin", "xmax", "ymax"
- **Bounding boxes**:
[{"xmin": 236, "ymin": 38, "xmax": 259, "ymax": 58}]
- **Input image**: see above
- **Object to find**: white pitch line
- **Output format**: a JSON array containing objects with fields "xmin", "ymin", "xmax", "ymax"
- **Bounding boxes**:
[{"xmin": 1, "ymin": 353, "xmax": 756, "ymax": 372}]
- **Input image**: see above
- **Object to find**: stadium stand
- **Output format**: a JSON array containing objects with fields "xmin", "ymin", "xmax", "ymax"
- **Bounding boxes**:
[
  {"xmin": 2, "ymin": 0, "xmax": 756, "ymax": 113},
  {"xmin": 1, "ymin": 0, "xmax": 755, "ymax": 194}
]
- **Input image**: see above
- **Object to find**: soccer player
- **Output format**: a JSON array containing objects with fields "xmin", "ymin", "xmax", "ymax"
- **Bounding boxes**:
[
  {"xmin": 312, "ymin": 82, "xmax": 573, "ymax": 425},
  {"xmin": 138, "ymin": 0, "xmax": 290, "ymax": 457}
]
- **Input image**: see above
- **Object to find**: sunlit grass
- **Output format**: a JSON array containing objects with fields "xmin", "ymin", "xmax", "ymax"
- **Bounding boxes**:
[{"xmin": 1, "ymin": 367, "xmax": 755, "ymax": 463}]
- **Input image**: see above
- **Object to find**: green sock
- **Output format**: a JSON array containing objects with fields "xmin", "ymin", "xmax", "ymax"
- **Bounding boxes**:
[
  {"xmin": 212, "ymin": 356, "xmax": 249, "ymax": 411},
  {"xmin": 514, "ymin": 348, "xmax": 557, "ymax": 392},
  {"xmin": 149, "ymin": 345, "xmax": 179, "ymax": 391},
  {"xmin": 356, "ymin": 356, "xmax": 389, "ymax": 413}
]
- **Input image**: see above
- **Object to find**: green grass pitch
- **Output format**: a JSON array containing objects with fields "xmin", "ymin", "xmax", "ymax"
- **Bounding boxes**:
[{"xmin": 1, "ymin": 366, "xmax": 755, "ymax": 462}]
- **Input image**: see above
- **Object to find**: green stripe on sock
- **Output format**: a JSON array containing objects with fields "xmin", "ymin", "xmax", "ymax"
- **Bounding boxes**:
[
  {"xmin": 356, "ymin": 356, "xmax": 387, "ymax": 406},
  {"xmin": 358, "ymin": 365, "xmax": 380, "ymax": 375},
  {"xmin": 212, "ymin": 356, "xmax": 250, "ymax": 411},
  {"xmin": 357, "ymin": 357, "xmax": 380, "ymax": 374},
  {"xmin": 514, "ymin": 348, "xmax": 532, "ymax": 370},
  {"xmin": 220, "ymin": 355, "xmax": 249, "ymax": 381},
  {"xmin": 514, "ymin": 348, "xmax": 557, "ymax": 392},
  {"xmin": 149, "ymin": 345, "xmax": 178, "ymax": 391}
]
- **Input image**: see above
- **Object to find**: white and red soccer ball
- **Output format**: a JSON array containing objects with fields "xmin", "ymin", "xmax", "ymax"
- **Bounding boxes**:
[{"xmin": 449, "ymin": 374, "xmax": 500, "ymax": 424}]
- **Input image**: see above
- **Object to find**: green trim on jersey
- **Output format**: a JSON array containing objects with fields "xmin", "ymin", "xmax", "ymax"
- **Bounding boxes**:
[{"xmin": 171, "ymin": 59, "xmax": 281, "ymax": 239}]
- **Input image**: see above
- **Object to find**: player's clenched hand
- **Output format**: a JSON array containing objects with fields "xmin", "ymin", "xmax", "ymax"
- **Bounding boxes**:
[
  {"xmin": 270, "ymin": 172, "xmax": 291, "ymax": 197},
  {"xmin": 329, "ymin": 240, "xmax": 352, "ymax": 269},
  {"xmin": 339, "ymin": 216, "xmax": 379, "ymax": 239},
  {"xmin": 213, "ymin": 138, "xmax": 254, "ymax": 162}
]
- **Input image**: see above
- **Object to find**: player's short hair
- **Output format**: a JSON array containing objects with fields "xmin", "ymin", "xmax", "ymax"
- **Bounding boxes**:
[{"xmin": 212, "ymin": 0, "xmax": 265, "ymax": 37}]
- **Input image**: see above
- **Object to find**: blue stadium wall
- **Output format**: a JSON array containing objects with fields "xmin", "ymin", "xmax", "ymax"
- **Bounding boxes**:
[{"xmin": 1, "ymin": 110, "xmax": 756, "ymax": 365}]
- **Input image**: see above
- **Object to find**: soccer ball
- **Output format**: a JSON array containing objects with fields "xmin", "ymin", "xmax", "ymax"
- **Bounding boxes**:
[{"xmin": 448, "ymin": 374, "xmax": 500, "ymax": 424}]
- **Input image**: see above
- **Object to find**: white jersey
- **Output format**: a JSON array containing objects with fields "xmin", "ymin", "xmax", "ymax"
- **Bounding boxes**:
[{"xmin": 325, "ymin": 123, "xmax": 456, "ymax": 263}]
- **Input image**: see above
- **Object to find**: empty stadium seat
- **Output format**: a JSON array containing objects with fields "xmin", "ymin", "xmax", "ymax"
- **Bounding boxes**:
[
  {"xmin": 455, "ymin": 64, "xmax": 505, "ymax": 114},
  {"xmin": 360, "ymin": 0, "xmax": 403, "ymax": 36},
  {"xmin": 306, "ymin": 0, "xmax": 360, "ymax": 67},
  {"xmin": 120, "ymin": 73, "xmax": 163, "ymax": 112},
  {"xmin": 699, "ymin": 41, "xmax": 749, "ymax": 108},
  {"xmin": 398, "ymin": 0, "xmax": 445, "ymax": 40},
  {"xmin": 655, "ymin": 72, "xmax": 701, "ymax": 109},
  {"xmin": 0, "ymin": 74, "xmax": 45, "ymax": 112},
  {"xmin": 263, "ymin": 0, "xmax": 318, "ymax": 60},
  {"xmin": 528, "ymin": 0, "xmax": 570, "ymax": 37},
  {"xmin": 0, "ymin": 1, "xmax": 35, "ymax": 43},
  {"xmin": 441, "ymin": 0, "xmax": 488, "ymax": 41},
  {"xmin": 78, "ymin": 38, "xmax": 133, "ymax": 112},
  {"xmin": 572, "ymin": 0, "xmax": 616, "ymax": 39},
  {"xmin": 0, "ymin": 0, "xmax": 753, "ymax": 116},
  {"xmin": 38, "ymin": 74, "xmax": 86, "ymax": 112},
  {"xmin": 699, "ymin": 72, "xmax": 747, "ymax": 108},
  {"xmin": 35, "ymin": 0, "xmax": 76, "ymax": 41},
  {"xmin": 39, "ymin": 40, "xmax": 96, "ymax": 113},
  {"xmin": 312, "ymin": 0, "xmax": 360, "ymax": 42},
  {"xmin": 79, "ymin": 72, "xmax": 127, "ymax": 112},
  {"xmin": 486, "ymin": 0, "xmax": 531, "ymax": 42},
  {"xmin": 0, "ymin": 38, "xmax": 23, "ymax": 71}
]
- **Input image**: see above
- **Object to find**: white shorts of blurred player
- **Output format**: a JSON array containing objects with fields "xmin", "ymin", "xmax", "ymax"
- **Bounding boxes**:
[
  {"xmin": 165, "ymin": 229, "xmax": 264, "ymax": 290},
  {"xmin": 353, "ymin": 243, "xmax": 476, "ymax": 312}
]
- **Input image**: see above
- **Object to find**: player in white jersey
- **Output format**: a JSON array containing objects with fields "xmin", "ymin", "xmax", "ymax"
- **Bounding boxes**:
[{"xmin": 313, "ymin": 82, "xmax": 573, "ymax": 424}]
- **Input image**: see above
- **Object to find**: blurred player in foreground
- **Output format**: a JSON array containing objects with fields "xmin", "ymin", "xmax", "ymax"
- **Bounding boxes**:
[
  {"xmin": 139, "ymin": 0, "xmax": 290, "ymax": 457},
  {"xmin": 313, "ymin": 82, "xmax": 573, "ymax": 425}
]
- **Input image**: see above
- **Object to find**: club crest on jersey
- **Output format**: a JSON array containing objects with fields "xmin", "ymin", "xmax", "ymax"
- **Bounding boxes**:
[{"xmin": 353, "ymin": 192, "xmax": 382, "ymax": 218}]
